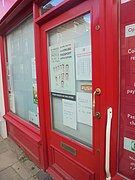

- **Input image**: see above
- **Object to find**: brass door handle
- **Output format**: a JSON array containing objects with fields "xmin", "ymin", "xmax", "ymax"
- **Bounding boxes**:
[{"xmin": 92, "ymin": 88, "xmax": 101, "ymax": 118}]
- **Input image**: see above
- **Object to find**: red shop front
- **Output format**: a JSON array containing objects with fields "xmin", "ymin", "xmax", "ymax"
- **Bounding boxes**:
[{"xmin": 0, "ymin": 0, "xmax": 135, "ymax": 179}]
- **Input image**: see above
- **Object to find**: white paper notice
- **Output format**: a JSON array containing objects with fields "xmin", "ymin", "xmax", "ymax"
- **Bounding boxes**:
[
  {"xmin": 76, "ymin": 46, "xmax": 92, "ymax": 80},
  {"xmin": 29, "ymin": 110, "xmax": 39, "ymax": 126},
  {"xmin": 62, "ymin": 99, "xmax": 77, "ymax": 130},
  {"xmin": 49, "ymin": 41, "xmax": 75, "ymax": 95},
  {"xmin": 31, "ymin": 57, "xmax": 36, "ymax": 79},
  {"xmin": 77, "ymin": 92, "xmax": 92, "ymax": 126},
  {"xmin": 9, "ymin": 93, "xmax": 16, "ymax": 113}
]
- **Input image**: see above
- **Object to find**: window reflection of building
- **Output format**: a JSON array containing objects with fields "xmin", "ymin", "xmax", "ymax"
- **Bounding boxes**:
[
  {"xmin": 40, "ymin": 0, "xmax": 64, "ymax": 15},
  {"xmin": 49, "ymin": 14, "xmax": 90, "ymax": 46}
]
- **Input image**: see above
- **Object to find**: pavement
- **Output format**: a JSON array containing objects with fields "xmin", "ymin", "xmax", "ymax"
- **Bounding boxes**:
[{"xmin": 0, "ymin": 136, "xmax": 53, "ymax": 180}]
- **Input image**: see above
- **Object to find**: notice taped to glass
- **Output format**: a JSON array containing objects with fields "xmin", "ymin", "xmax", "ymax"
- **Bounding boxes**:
[{"xmin": 49, "ymin": 41, "xmax": 75, "ymax": 96}]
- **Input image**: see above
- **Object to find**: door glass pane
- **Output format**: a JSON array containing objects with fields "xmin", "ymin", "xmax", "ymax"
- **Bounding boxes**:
[
  {"xmin": 119, "ymin": 0, "xmax": 135, "ymax": 179},
  {"xmin": 48, "ymin": 13, "xmax": 92, "ymax": 147},
  {"xmin": 6, "ymin": 17, "xmax": 39, "ymax": 127}
]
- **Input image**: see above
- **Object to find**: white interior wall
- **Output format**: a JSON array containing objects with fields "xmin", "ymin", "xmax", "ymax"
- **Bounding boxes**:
[{"xmin": 0, "ymin": 52, "xmax": 7, "ymax": 138}]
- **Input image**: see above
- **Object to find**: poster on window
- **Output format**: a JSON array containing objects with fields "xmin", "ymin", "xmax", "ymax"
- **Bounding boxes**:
[
  {"xmin": 76, "ymin": 46, "xmax": 92, "ymax": 80},
  {"xmin": 49, "ymin": 41, "xmax": 75, "ymax": 97},
  {"xmin": 32, "ymin": 82, "xmax": 38, "ymax": 104},
  {"xmin": 62, "ymin": 99, "xmax": 77, "ymax": 130},
  {"xmin": 77, "ymin": 92, "xmax": 92, "ymax": 126},
  {"xmin": 29, "ymin": 110, "xmax": 39, "ymax": 126}
]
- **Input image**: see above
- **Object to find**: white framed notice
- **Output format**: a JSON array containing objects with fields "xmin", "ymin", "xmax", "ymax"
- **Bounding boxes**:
[
  {"xmin": 49, "ymin": 41, "xmax": 75, "ymax": 95},
  {"xmin": 77, "ymin": 92, "xmax": 92, "ymax": 126},
  {"xmin": 62, "ymin": 99, "xmax": 77, "ymax": 130},
  {"xmin": 76, "ymin": 46, "xmax": 92, "ymax": 80}
]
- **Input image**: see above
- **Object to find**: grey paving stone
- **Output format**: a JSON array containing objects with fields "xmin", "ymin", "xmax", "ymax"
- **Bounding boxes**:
[
  {"xmin": 28, "ymin": 176, "xmax": 38, "ymax": 180},
  {"xmin": 0, "ymin": 141, "xmax": 9, "ymax": 154},
  {"xmin": 5, "ymin": 138, "xmax": 23, "ymax": 157},
  {"xmin": 12, "ymin": 161, "xmax": 31, "ymax": 180},
  {"xmin": 0, "ymin": 150, "xmax": 18, "ymax": 171},
  {"xmin": 18, "ymin": 152, "xmax": 28, "ymax": 162},
  {"xmin": 36, "ymin": 170, "xmax": 53, "ymax": 180},
  {"xmin": 0, "ymin": 136, "xmax": 3, "ymax": 142},
  {"xmin": 23, "ymin": 159, "xmax": 40, "ymax": 176},
  {"xmin": 0, "ymin": 167, "xmax": 23, "ymax": 180},
  {"xmin": 3, "ymin": 138, "xmax": 23, "ymax": 157}
]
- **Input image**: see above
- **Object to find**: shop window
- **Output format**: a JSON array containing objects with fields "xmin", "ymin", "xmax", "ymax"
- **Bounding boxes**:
[
  {"xmin": 48, "ymin": 13, "xmax": 92, "ymax": 147},
  {"xmin": 6, "ymin": 16, "xmax": 39, "ymax": 126},
  {"xmin": 39, "ymin": 0, "xmax": 63, "ymax": 15}
]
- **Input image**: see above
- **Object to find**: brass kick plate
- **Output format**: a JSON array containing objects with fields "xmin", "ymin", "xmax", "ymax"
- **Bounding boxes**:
[{"xmin": 60, "ymin": 142, "xmax": 76, "ymax": 156}]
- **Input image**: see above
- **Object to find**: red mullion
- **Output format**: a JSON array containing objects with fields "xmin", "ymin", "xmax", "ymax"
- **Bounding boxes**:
[
  {"xmin": 33, "ymin": 3, "xmax": 49, "ymax": 170},
  {"xmin": 40, "ymin": 26, "xmax": 52, "ymax": 167},
  {"xmin": 91, "ymin": 0, "xmax": 103, "ymax": 179},
  {"xmin": 105, "ymin": 0, "xmax": 119, "ymax": 178},
  {"xmin": 91, "ymin": 0, "xmax": 100, "ymax": 156},
  {"xmin": 97, "ymin": 0, "xmax": 107, "ymax": 179},
  {"xmin": 0, "ymin": 36, "xmax": 9, "ymax": 113},
  {"xmin": 33, "ymin": 2, "xmax": 40, "ymax": 19},
  {"xmin": 41, "ymin": 29, "xmax": 52, "ymax": 147}
]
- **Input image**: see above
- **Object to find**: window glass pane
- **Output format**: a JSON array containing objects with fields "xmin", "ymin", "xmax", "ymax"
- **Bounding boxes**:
[
  {"xmin": 48, "ymin": 13, "xmax": 92, "ymax": 147},
  {"xmin": 40, "ymin": 0, "xmax": 64, "ymax": 15},
  {"xmin": 6, "ymin": 17, "xmax": 39, "ymax": 127}
]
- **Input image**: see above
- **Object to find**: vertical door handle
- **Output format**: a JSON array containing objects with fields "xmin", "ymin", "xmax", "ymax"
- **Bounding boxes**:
[
  {"xmin": 105, "ymin": 107, "xmax": 112, "ymax": 180},
  {"xmin": 92, "ymin": 88, "xmax": 101, "ymax": 118}
]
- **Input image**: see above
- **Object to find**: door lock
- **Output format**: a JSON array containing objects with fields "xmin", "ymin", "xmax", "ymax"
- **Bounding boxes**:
[
  {"xmin": 93, "ymin": 88, "xmax": 101, "ymax": 118},
  {"xmin": 95, "ymin": 112, "xmax": 101, "ymax": 119},
  {"xmin": 95, "ymin": 88, "xmax": 101, "ymax": 96}
]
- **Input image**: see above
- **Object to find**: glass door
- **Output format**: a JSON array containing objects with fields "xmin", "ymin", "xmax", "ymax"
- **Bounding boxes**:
[{"xmin": 48, "ymin": 13, "xmax": 93, "ymax": 148}]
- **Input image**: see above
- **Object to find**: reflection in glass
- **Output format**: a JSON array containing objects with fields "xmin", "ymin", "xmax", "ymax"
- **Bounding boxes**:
[
  {"xmin": 40, "ymin": 0, "xmax": 63, "ymax": 15},
  {"xmin": 48, "ymin": 13, "xmax": 93, "ymax": 147},
  {"xmin": 6, "ymin": 17, "xmax": 39, "ymax": 127}
]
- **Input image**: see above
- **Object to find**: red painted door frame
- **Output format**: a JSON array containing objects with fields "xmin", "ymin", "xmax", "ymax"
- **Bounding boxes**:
[{"xmin": 39, "ymin": 0, "xmax": 117, "ymax": 179}]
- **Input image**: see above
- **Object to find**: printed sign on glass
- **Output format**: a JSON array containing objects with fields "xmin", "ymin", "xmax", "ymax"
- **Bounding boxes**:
[{"xmin": 49, "ymin": 41, "xmax": 75, "ymax": 96}]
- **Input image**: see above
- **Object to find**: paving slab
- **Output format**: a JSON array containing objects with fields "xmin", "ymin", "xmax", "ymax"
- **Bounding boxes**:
[
  {"xmin": 0, "ymin": 150, "xmax": 18, "ymax": 171},
  {"xmin": 23, "ymin": 159, "xmax": 40, "ymax": 176},
  {"xmin": 0, "ymin": 136, "xmax": 53, "ymax": 180},
  {"xmin": 36, "ymin": 170, "xmax": 53, "ymax": 180},
  {"xmin": 5, "ymin": 138, "xmax": 24, "ymax": 158},
  {"xmin": 28, "ymin": 176, "xmax": 39, "ymax": 180},
  {"xmin": 0, "ymin": 167, "xmax": 23, "ymax": 180},
  {"xmin": 12, "ymin": 161, "xmax": 31, "ymax": 180},
  {"xmin": 0, "ymin": 136, "xmax": 3, "ymax": 142},
  {"xmin": 0, "ymin": 141, "xmax": 9, "ymax": 154}
]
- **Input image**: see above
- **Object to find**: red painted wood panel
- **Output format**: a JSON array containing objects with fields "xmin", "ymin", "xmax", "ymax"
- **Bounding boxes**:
[
  {"xmin": 4, "ymin": 114, "xmax": 42, "ymax": 167},
  {"xmin": 54, "ymin": 150, "xmax": 95, "ymax": 180}
]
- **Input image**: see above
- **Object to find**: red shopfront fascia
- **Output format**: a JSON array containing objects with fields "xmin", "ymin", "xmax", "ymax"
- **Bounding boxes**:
[
  {"xmin": 0, "ymin": 0, "xmax": 17, "ymax": 20},
  {"xmin": 0, "ymin": 0, "xmax": 134, "ymax": 180}
]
